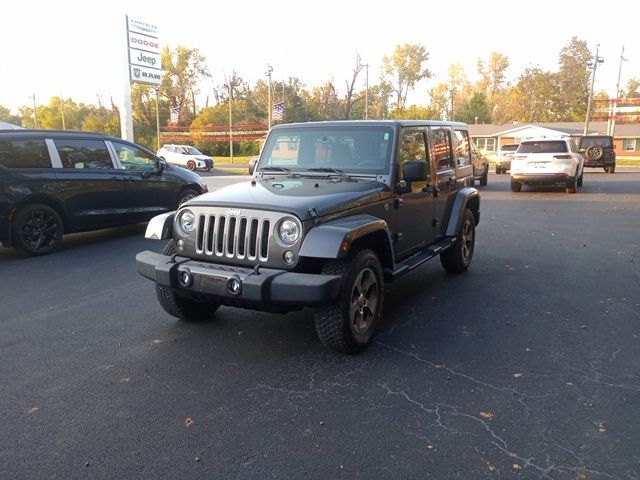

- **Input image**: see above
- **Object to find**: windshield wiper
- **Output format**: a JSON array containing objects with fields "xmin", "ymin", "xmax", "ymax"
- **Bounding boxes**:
[
  {"xmin": 258, "ymin": 166, "xmax": 292, "ymax": 174},
  {"xmin": 306, "ymin": 167, "xmax": 356, "ymax": 181}
]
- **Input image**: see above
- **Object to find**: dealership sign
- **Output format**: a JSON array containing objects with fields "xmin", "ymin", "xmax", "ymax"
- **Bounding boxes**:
[{"xmin": 126, "ymin": 16, "xmax": 162, "ymax": 86}]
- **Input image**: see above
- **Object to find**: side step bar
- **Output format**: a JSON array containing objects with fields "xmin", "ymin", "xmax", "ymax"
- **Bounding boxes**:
[{"xmin": 384, "ymin": 237, "xmax": 456, "ymax": 281}]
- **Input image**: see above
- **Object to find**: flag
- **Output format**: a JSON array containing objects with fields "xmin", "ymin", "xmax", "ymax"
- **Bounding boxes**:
[
  {"xmin": 170, "ymin": 106, "xmax": 180, "ymax": 124},
  {"xmin": 272, "ymin": 101, "xmax": 284, "ymax": 120}
]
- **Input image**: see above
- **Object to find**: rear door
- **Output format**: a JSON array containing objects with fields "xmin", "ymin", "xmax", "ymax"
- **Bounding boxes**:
[
  {"xmin": 429, "ymin": 127, "xmax": 457, "ymax": 239},
  {"xmin": 51, "ymin": 137, "xmax": 131, "ymax": 229}
]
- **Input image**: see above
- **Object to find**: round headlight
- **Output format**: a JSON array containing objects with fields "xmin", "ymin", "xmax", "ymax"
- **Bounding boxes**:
[
  {"xmin": 278, "ymin": 218, "xmax": 300, "ymax": 245},
  {"xmin": 178, "ymin": 209, "xmax": 195, "ymax": 235}
]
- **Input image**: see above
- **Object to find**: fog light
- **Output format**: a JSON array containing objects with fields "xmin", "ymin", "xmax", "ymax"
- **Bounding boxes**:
[
  {"xmin": 176, "ymin": 239, "xmax": 184, "ymax": 251},
  {"xmin": 283, "ymin": 250, "xmax": 295, "ymax": 264},
  {"xmin": 226, "ymin": 277, "xmax": 241, "ymax": 295},
  {"xmin": 178, "ymin": 268, "xmax": 192, "ymax": 287}
]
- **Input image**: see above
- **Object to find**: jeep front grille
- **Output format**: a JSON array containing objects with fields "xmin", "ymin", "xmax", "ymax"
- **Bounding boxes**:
[{"xmin": 195, "ymin": 214, "xmax": 271, "ymax": 261}]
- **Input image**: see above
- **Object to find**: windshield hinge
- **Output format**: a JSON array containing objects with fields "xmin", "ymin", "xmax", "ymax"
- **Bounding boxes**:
[{"xmin": 308, "ymin": 207, "xmax": 320, "ymax": 224}]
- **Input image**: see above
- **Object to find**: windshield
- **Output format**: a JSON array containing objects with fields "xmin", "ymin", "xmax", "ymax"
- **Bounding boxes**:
[
  {"xmin": 183, "ymin": 146, "xmax": 202, "ymax": 155},
  {"xmin": 259, "ymin": 126, "xmax": 394, "ymax": 174},
  {"xmin": 518, "ymin": 141, "xmax": 568, "ymax": 153},
  {"xmin": 579, "ymin": 137, "xmax": 612, "ymax": 149},
  {"xmin": 501, "ymin": 144, "xmax": 518, "ymax": 152}
]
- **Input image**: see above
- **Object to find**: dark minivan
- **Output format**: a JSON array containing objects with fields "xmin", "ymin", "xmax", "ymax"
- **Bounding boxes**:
[{"xmin": 0, "ymin": 130, "xmax": 208, "ymax": 255}]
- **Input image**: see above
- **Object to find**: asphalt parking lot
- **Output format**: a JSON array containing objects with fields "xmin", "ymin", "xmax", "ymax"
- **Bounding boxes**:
[{"xmin": 1, "ymin": 170, "xmax": 638, "ymax": 479}]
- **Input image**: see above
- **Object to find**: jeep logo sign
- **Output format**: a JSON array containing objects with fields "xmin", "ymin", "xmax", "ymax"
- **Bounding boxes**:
[
  {"xmin": 226, "ymin": 209, "xmax": 242, "ymax": 216},
  {"xmin": 129, "ymin": 48, "xmax": 160, "ymax": 69}
]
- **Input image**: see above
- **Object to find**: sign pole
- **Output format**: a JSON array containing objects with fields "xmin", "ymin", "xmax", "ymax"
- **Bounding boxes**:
[{"xmin": 121, "ymin": 15, "xmax": 135, "ymax": 141}]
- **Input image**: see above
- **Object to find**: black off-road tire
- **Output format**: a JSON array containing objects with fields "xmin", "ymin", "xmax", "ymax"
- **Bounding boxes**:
[
  {"xmin": 480, "ymin": 166, "xmax": 488, "ymax": 186},
  {"xmin": 607, "ymin": 164, "xmax": 616, "ymax": 174},
  {"xmin": 314, "ymin": 249, "xmax": 384, "ymax": 353},
  {"xmin": 511, "ymin": 180, "xmax": 522, "ymax": 192},
  {"xmin": 12, "ymin": 204, "xmax": 64, "ymax": 256},
  {"xmin": 155, "ymin": 240, "xmax": 220, "ymax": 321},
  {"xmin": 440, "ymin": 208, "xmax": 475, "ymax": 274},
  {"xmin": 177, "ymin": 188, "xmax": 199, "ymax": 206}
]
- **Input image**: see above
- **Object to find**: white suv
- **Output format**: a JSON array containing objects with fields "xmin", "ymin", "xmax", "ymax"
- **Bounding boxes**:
[
  {"xmin": 156, "ymin": 145, "xmax": 214, "ymax": 171},
  {"xmin": 510, "ymin": 138, "xmax": 584, "ymax": 193}
]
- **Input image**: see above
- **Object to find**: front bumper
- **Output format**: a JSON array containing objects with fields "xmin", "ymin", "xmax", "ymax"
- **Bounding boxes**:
[
  {"xmin": 136, "ymin": 250, "xmax": 341, "ymax": 307},
  {"xmin": 511, "ymin": 173, "xmax": 570, "ymax": 185}
]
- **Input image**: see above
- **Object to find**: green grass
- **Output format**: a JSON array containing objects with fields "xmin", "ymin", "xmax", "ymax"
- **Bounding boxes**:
[{"xmin": 215, "ymin": 156, "xmax": 253, "ymax": 165}]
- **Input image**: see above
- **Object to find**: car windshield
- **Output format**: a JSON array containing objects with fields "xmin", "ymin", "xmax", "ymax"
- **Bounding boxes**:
[
  {"xmin": 258, "ymin": 126, "xmax": 394, "ymax": 175},
  {"xmin": 579, "ymin": 137, "xmax": 612, "ymax": 148},
  {"xmin": 518, "ymin": 141, "xmax": 568, "ymax": 154},
  {"xmin": 501, "ymin": 144, "xmax": 518, "ymax": 152},
  {"xmin": 183, "ymin": 146, "xmax": 202, "ymax": 155}
]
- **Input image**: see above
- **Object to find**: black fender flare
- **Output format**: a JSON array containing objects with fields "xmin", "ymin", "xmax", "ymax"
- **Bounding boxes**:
[
  {"xmin": 445, "ymin": 187, "xmax": 480, "ymax": 237},
  {"xmin": 299, "ymin": 214, "xmax": 394, "ymax": 269}
]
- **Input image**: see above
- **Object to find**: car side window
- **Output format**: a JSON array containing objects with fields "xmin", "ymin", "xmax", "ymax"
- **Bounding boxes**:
[
  {"xmin": 112, "ymin": 143, "xmax": 157, "ymax": 171},
  {"xmin": 453, "ymin": 130, "xmax": 472, "ymax": 167},
  {"xmin": 0, "ymin": 139, "xmax": 51, "ymax": 168},
  {"xmin": 431, "ymin": 128, "xmax": 453, "ymax": 171},
  {"xmin": 55, "ymin": 139, "xmax": 113, "ymax": 169},
  {"xmin": 398, "ymin": 130, "xmax": 428, "ymax": 165}
]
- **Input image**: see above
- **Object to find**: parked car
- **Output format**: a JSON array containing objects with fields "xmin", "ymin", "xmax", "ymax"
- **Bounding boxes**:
[
  {"xmin": 248, "ymin": 156, "xmax": 258, "ymax": 175},
  {"xmin": 0, "ymin": 130, "xmax": 208, "ymax": 255},
  {"xmin": 510, "ymin": 137, "xmax": 584, "ymax": 193},
  {"xmin": 136, "ymin": 120, "xmax": 480, "ymax": 353},
  {"xmin": 156, "ymin": 144, "xmax": 214, "ymax": 171},
  {"xmin": 495, "ymin": 143, "xmax": 519, "ymax": 174},
  {"xmin": 471, "ymin": 143, "xmax": 489, "ymax": 186},
  {"xmin": 577, "ymin": 135, "xmax": 616, "ymax": 173}
]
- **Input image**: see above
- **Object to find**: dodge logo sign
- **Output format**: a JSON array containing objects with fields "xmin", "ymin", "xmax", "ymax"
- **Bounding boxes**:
[{"xmin": 226, "ymin": 208, "xmax": 242, "ymax": 216}]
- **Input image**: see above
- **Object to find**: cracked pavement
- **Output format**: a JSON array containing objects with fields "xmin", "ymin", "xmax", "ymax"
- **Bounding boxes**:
[{"xmin": 1, "ymin": 171, "xmax": 639, "ymax": 479}]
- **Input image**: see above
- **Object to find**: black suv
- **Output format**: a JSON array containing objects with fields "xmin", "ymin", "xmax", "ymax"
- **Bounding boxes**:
[
  {"xmin": 136, "ymin": 121, "xmax": 480, "ymax": 353},
  {"xmin": 578, "ymin": 135, "xmax": 616, "ymax": 173},
  {"xmin": 0, "ymin": 130, "xmax": 207, "ymax": 255}
]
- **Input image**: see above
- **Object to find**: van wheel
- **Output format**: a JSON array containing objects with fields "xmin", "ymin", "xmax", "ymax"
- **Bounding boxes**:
[
  {"xmin": 178, "ymin": 188, "xmax": 199, "ymax": 205},
  {"xmin": 314, "ymin": 249, "xmax": 384, "ymax": 353},
  {"xmin": 12, "ymin": 204, "xmax": 63, "ymax": 256},
  {"xmin": 440, "ymin": 208, "xmax": 475, "ymax": 274},
  {"xmin": 186, "ymin": 160, "xmax": 196, "ymax": 171}
]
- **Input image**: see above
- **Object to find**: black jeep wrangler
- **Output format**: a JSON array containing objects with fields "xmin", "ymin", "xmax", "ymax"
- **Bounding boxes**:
[
  {"xmin": 136, "ymin": 121, "xmax": 480, "ymax": 353},
  {"xmin": 578, "ymin": 135, "xmax": 616, "ymax": 173}
]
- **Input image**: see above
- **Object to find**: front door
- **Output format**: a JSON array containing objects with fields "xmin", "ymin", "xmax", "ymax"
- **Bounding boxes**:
[{"xmin": 393, "ymin": 128, "xmax": 435, "ymax": 258}]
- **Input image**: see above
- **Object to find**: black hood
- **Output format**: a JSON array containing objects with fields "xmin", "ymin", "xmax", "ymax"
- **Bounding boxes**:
[{"xmin": 188, "ymin": 176, "xmax": 389, "ymax": 221}]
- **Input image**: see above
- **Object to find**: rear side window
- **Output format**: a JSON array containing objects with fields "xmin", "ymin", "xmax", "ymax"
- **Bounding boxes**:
[
  {"xmin": 453, "ymin": 130, "xmax": 471, "ymax": 167},
  {"xmin": 55, "ymin": 139, "xmax": 113, "ymax": 169},
  {"xmin": 518, "ymin": 141, "xmax": 568, "ymax": 154},
  {"xmin": 431, "ymin": 128, "xmax": 453, "ymax": 170},
  {"xmin": 0, "ymin": 139, "xmax": 50, "ymax": 168}
]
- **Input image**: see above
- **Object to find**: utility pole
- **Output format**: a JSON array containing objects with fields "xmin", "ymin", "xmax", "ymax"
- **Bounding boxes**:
[
  {"xmin": 60, "ymin": 96, "xmax": 66, "ymax": 130},
  {"xmin": 228, "ymin": 72, "xmax": 234, "ymax": 164},
  {"xmin": 364, "ymin": 63, "xmax": 369, "ymax": 120},
  {"xmin": 584, "ymin": 44, "xmax": 604, "ymax": 136},
  {"xmin": 32, "ymin": 93, "xmax": 38, "ymax": 128},
  {"xmin": 609, "ymin": 46, "xmax": 627, "ymax": 137},
  {"xmin": 154, "ymin": 88, "xmax": 161, "ymax": 151},
  {"xmin": 266, "ymin": 64, "xmax": 273, "ymax": 129}
]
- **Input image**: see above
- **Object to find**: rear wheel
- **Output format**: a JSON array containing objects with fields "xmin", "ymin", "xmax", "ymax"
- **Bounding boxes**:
[
  {"xmin": 577, "ymin": 169, "xmax": 584, "ymax": 187},
  {"xmin": 566, "ymin": 175, "xmax": 577, "ymax": 194},
  {"xmin": 607, "ymin": 164, "xmax": 616, "ymax": 174},
  {"xmin": 12, "ymin": 204, "xmax": 64, "ymax": 256},
  {"xmin": 495, "ymin": 167, "xmax": 502, "ymax": 174},
  {"xmin": 510, "ymin": 180, "xmax": 522, "ymax": 192},
  {"xmin": 314, "ymin": 249, "xmax": 384, "ymax": 353},
  {"xmin": 440, "ymin": 208, "xmax": 475, "ymax": 274}
]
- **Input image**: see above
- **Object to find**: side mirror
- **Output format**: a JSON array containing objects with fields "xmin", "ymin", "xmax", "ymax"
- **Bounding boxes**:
[
  {"xmin": 403, "ymin": 160, "xmax": 428, "ymax": 182},
  {"xmin": 157, "ymin": 158, "xmax": 166, "ymax": 175}
]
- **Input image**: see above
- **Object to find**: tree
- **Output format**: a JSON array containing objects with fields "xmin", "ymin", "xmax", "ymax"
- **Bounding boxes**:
[
  {"xmin": 501, "ymin": 67, "xmax": 558, "ymax": 123},
  {"xmin": 455, "ymin": 92, "xmax": 491, "ymax": 124},
  {"xmin": 555, "ymin": 36, "xmax": 591, "ymax": 121},
  {"xmin": 476, "ymin": 52, "xmax": 510, "ymax": 104},
  {"xmin": 0, "ymin": 105, "xmax": 22, "ymax": 126},
  {"xmin": 623, "ymin": 78, "xmax": 640, "ymax": 98},
  {"xmin": 344, "ymin": 53, "xmax": 364, "ymax": 120},
  {"xmin": 383, "ymin": 43, "xmax": 432, "ymax": 109},
  {"xmin": 388, "ymin": 104, "xmax": 440, "ymax": 120},
  {"xmin": 161, "ymin": 45, "xmax": 210, "ymax": 125}
]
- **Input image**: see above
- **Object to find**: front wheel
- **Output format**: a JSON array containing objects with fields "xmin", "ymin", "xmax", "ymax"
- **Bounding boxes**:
[
  {"xmin": 178, "ymin": 188, "xmax": 199, "ymax": 205},
  {"xmin": 186, "ymin": 160, "xmax": 196, "ymax": 171},
  {"xmin": 314, "ymin": 249, "xmax": 384, "ymax": 353},
  {"xmin": 440, "ymin": 208, "xmax": 475, "ymax": 274},
  {"xmin": 511, "ymin": 180, "xmax": 522, "ymax": 192},
  {"xmin": 12, "ymin": 204, "xmax": 64, "ymax": 256}
]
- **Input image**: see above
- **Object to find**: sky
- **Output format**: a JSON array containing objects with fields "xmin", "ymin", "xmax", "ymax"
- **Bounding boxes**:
[{"xmin": 1, "ymin": 0, "xmax": 638, "ymax": 115}]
